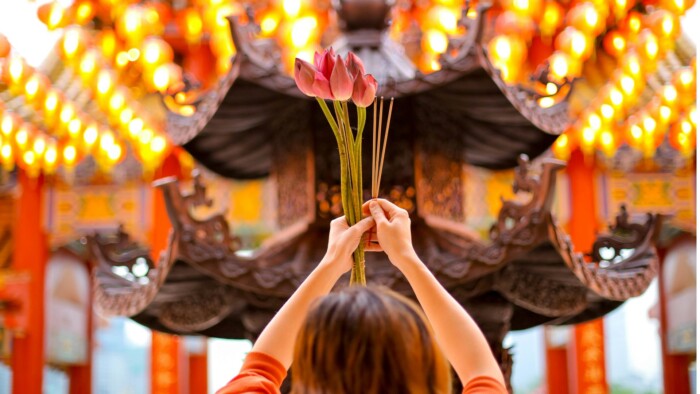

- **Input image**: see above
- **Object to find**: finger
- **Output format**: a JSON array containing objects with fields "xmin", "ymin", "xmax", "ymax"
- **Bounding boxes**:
[
  {"xmin": 370, "ymin": 198, "xmax": 408, "ymax": 220},
  {"xmin": 350, "ymin": 216, "xmax": 375, "ymax": 234},
  {"xmin": 331, "ymin": 216, "xmax": 349, "ymax": 228},
  {"xmin": 368, "ymin": 201, "xmax": 390, "ymax": 225}
]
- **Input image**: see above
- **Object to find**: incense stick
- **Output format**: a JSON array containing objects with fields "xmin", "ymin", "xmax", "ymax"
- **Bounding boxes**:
[
  {"xmin": 376, "ymin": 98, "xmax": 393, "ymax": 194},
  {"xmin": 372, "ymin": 98, "xmax": 378, "ymax": 198}
]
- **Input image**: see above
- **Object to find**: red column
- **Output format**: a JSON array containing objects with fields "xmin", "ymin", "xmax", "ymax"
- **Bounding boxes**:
[
  {"xmin": 544, "ymin": 328, "xmax": 570, "ymax": 394},
  {"xmin": 11, "ymin": 171, "xmax": 47, "ymax": 394},
  {"xmin": 565, "ymin": 150, "xmax": 609, "ymax": 394},
  {"xmin": 69, "ymin": 265, "xmax": 93, "ymax": 394},
  {"xmin": 151, "ymin": 153, "xmax": 184, "ymax": 394},
  {"xmin": 656, "ymin": 247, "xmax": 692, "ymax": 394},
  {"xmin": 189, "ymin": 351, "xmax": 208, "ymax": 394}
]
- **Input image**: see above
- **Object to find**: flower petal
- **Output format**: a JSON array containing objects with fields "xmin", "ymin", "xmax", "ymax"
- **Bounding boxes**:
[
  {"xmin": 330, "ymin": 55, "xmax": 353, "ymax": 101},
  {"xmin": 294, "ymin": 58, "xmax": 317, "ymax": 97},
  {"xmin": 312, "ymin": 72, "xmax": 333, "ymax": 100},
  {"xmin": 352, "ymin": 74, "xmax": 378, "ymax": 107},
  {"xmin": 345, "ymin": 52, "xmax": 366, "ymax": 79}
]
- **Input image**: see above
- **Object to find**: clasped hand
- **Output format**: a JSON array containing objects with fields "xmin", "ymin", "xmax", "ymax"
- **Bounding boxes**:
[{"xmin": 323, "ymin": 199, "xmax": 416, "ymax": 274}]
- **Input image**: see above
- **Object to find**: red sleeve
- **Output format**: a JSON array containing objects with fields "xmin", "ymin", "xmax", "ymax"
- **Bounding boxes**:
[
  {"xmin": 216, "ymin": 352, "xmax": 287, "ymax": 394},
  {"xmin": 462, "ymin": 376, "xmax": 509, "ymax": 394}
]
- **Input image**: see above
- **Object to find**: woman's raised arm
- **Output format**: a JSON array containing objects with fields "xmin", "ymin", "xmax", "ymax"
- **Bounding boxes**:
[
  {"xmin": 250, "ymin": 215, "xmax": 375, "ymax": 369},
  {"xmin": 366, "ymin": 199, "xmax": 506, "ymax": 387}
]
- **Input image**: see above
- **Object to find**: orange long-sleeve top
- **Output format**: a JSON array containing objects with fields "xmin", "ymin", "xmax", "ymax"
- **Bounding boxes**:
[{"xmin": 216, "ymin": 352, "xmax": 509, "ymax": 394}]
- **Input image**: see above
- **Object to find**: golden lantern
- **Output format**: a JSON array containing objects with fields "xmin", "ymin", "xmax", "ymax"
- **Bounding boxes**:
[
  {"xmin": 79, "ymin": 49, "xmax": 99, "ymax": 83},
  {"xmin": 140, "ymin": 37, "xmax": 174, "ymax": 69},
  {"xmin": 62, "ymin": 143, "xmax": 78, "ymax": 168},
  {"xmin": 42, "ymin": 140, "xmax": 59, "ymax": 174},
  {"xmin": 603, "ymin": 30, "xmax": 627, "ymax": 58},
  {"xmin": 598, "ymin": 129, "xmax": 616, "ymax": 157},
  {"xmin": 548, "ymin": 51, "xmax": 582, "ymax": 81},
  {"xmin": 488, "ymin": 35, "xmax": 527, "ymax": 83},
  {"xmin": 555, "ymin": 27, "xmax": 593, "ymax": 60},
  {"xmin": 1, "ymin": 112, "xmax": 17, "ymax": 137},
  {"xmin": 61, "ymin": 27, "xmax": 87, "ymax": 61},
  {"xmin": 23, "ymin": 73, "xmax": 48, "ymax": 106},
  {"xmin": 82, "ymin": 123, "xmax": 99, "ymax": 152},
  {"xmin": 539, "ymin": 2, "xmax": 564, "ymax": 37},
  {"xmin": 504, "ymin": 0, "xmax": 543, "ymax": 19},
  {"xmin": 259, "ymin": 11, "xmax": 281, "ymax": 37},
  {"xmin": 566, "ymin": 3, "xmax": 605, "ymax": 35},
  {"xmin": 97, "ymin": 30, "xmax": 118, "ymax": 61},
  {"xmin": 552, "ymin": 133, "xmax": 572, "ymax": 160},
  {"xmin": 37, "ymin": 2, "xmax": 70, "ymax": 30},
  {"xmin": 423, "ymin": 29, "xmax": 449, "ymax": 54},
  {"xmin": 1, "ymin": 143, "xmax": 13, "ymax": 171},
  {"xmin": 179, "ymin": 8, "xmax": 204, "ymax": 43},
  {"xmin": 73, "ymin": 1, "xmax": 96, "ymax": 25},
  {"xmin": 152, "ymin": 63, "xmax": 184, "ymax": 94},
  {"xmin": 648, "ymin": 9, "xmax": 680, "ymax": 41},
  {"xmin": 43, "ymin": 89, "xmax": 62, "ymax": 126},
  {"xmin": 659, "ymin": 0, "xmax": 696, "ymax": 15},
  {"xmin": 495, "ymin": 11, "xmax": 536, "ymax": 41}
]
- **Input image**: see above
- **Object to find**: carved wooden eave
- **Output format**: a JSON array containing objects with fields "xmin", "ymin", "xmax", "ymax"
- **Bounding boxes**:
[
  {"xmin": 166, "ymin": 5, "xmax": 572, "ymax": 178},
  {"xmin": 88, "ymin": 157, "xmax": 662, "ymax": 339}
]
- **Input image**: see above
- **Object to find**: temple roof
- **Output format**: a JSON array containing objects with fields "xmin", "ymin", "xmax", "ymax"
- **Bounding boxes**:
[
  {"xmin": 88, "ymin": 157, "xmax": 662, "ymax": 339},
  {"xmin": 166, "ymin": 11, "xmax": 571, "ymax": 179}
]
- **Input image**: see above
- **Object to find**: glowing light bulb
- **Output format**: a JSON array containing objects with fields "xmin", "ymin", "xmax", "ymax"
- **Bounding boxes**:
[
  {"xmin": 62, "ymin": 27, "xmax": 83, "ymax": 59},
  {"xmin": 23, "ymin": 150, "xmax": 35, "ymax": 166},
  {"xmin": 150, "ymin": 135, "xmax": 167, "ymax": 153},
  {"xmin": 33, "ymin": 137, "xmax": 46, "ymax": 156},
  {"xmin": 63, "ymin": 144, "xmax": 77, "ymax": 164},
  {"xmin": 43, "ymin": 145, "xmax": 58, "ymax": 173},
  {"xmin": 83, "ymin": 124, "xmax": 98, "ymax": 147},
  {"xmin": 59, "ymin": 103, "xmax": 75, "ymax": 125},
  {"xmin": 128, "ymin": 118, "xmax": 144, "ymax": 137},
  {"xmin": 283, "ymin": 0, "xmax": 302, "ymax": 17},
  {"xmin": 1, "ymin": 114, "xmax": 15, "ymax": 136},
  {"xmin": 425, "ymin": 29, "xmax": 448, "ymax": 53},
  {"xmin": 600, "ymin": 104, "xmax": 615, "ymax": 121},
  {"xmin": 68, "ymin": 118, "xmax": 83, "ymax": 138},
  {"xmin": 96, "ymin": 70, "xmax": 115, "ymax": 97},
  {"xmin": 609, "ymin": 87, "xmax": 624, "ymax": 108},
  {"xmin": 290, "ymin": 17, "xmax": 318, "ymax": 48}
]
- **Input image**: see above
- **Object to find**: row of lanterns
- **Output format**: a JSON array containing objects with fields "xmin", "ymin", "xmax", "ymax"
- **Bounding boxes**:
[
  {"xmin": 486, "ymin": 0, "xmax": 696, "ymax": 162},
  {"xmin": 0, "ymin": 0, "xmax": 244, "ymax": 178}
]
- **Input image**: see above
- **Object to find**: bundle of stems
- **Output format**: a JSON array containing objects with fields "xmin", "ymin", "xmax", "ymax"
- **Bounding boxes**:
[{"xmin": 316, "ymin": 98, "xmax": 368, "ymax": 285}]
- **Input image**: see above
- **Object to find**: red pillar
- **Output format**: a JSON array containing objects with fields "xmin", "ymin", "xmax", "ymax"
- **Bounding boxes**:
[
  {"xmin": 565, "ymin": 150, "xmax": 609, "ymax": 394},
  {"xmin": 189, "ymin": 351, "xmax": 209, "ymax": 394},
  {"xmin": 544, "ymin": 328, "xmax": 570, "ymax": 394},
  {"xmin": 656, "ymin": 246, "xmax": 692, "ymax": 394},
  {"xmin": 69, "ymin": 266, "xmax": 94, "ymax": 394},
  {"xmin": 11, "ymin": 171, "xmax": 47, "ymax": 394},
  {"xmin": 151, "ymin": 153, "xmax": 185, "ymax": 394}
]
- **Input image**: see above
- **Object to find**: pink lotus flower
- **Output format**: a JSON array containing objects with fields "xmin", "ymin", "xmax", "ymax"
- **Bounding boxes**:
[
  {"xmin": 330, "ymin": 57, "xmax": 353, "ymax": 101},
  {"xmin": 352, "ymin": 74, "xmax": 378, "ymax": 108},
  {"xmin": 345, "ymin": 52, "xmax": 366, "ymax": 79},
  {"xmin": 294, "ymin": 48, "xmax": 377, "ymax": 103}
]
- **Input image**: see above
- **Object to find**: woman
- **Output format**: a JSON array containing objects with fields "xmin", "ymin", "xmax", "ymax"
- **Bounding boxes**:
[{"xmin": 217, "ymin": 199, "xmax": 507, "ymax": 393}]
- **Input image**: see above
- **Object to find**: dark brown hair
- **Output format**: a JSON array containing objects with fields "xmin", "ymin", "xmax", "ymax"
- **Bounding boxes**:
[{"xmin": 291, "ymin": 286, "xmax": 452, "ymax": 394}]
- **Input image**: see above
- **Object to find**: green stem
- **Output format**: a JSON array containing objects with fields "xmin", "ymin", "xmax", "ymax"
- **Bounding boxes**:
[
  {"xmin": 333, "ymin": 101, "xmax": 354, "ymax": 224},
  {"xmin": 316, "ymin": 97, "xmax": 340, "ymax": 141}
]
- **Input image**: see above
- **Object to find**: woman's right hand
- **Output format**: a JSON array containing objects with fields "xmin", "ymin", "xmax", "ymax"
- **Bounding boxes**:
[{"xmin": 363, "ymin": 199, "xmax": 418, "ymax": 269}]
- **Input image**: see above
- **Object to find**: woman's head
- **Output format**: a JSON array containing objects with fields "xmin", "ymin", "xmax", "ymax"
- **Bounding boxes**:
[{"xmin": 292, "ymin": 286, "xmax": 452, "ymax": 394}]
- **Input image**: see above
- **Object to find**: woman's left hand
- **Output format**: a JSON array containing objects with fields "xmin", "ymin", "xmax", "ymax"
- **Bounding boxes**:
[{"xmin": 323, "ymin": 215, "xmax": 377, "ymax": 274}]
